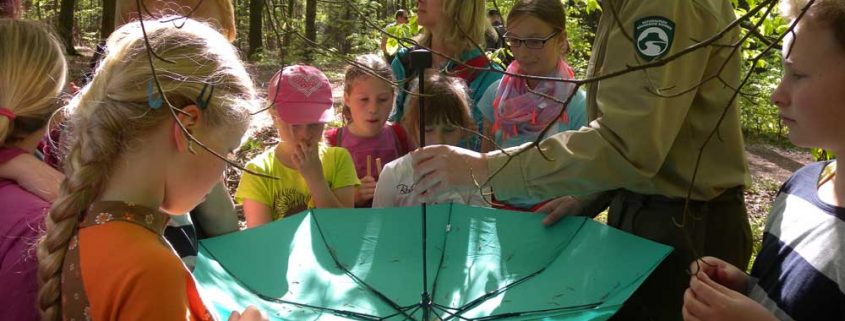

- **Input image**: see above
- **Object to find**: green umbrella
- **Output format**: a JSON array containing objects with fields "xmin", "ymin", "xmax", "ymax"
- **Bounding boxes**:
[{"xmin": 193, "ymin": 204, "xmax": 671, "ymax": 320}]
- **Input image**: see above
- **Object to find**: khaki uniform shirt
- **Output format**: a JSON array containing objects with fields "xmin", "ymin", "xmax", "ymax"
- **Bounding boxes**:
[{"xmin": 487, "ymin": 0, "xmax": 750, "ymax": 201}]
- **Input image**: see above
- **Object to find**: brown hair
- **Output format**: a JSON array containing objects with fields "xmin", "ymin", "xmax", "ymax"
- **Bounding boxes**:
[
  {"xmin": 782, "ymin": 0, "xmax": 845, "ymax": 50},
  {"xmin": 400, "ymin": 73, "xmax": 474, "ymax": 145},
  {"xmin": 341, "ymin": 54, "xmax": 395, "ymax": 123},
  {"xmin": 507, "ymin": 0, "xmax": 569, "ymax": 53},
  {"xmin": 36, "ymin": 18, "xmax": 255, "ymax": 321}
]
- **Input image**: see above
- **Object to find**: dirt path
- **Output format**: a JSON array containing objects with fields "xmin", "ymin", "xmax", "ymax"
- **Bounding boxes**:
[{"xmin": 742, "ymin": 142, "xmax": 812, "ymax": 255}]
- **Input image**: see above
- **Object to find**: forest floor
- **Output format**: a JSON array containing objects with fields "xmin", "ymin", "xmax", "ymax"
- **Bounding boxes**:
[{"xmin": 68, "ymin": 51, "xmax": 815, "ymax": 265}]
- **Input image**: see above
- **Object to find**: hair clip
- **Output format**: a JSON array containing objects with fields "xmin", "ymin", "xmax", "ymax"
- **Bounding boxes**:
[
  {"xmin": 197, "ymin": 83, "xmax": 214, "ymax": 110},
  {"xmin": 146, "ymin": 80, "xmax": 163, "ymax": 110}
]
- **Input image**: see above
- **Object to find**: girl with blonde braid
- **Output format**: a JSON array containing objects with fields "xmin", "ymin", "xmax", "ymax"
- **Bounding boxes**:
[
  {"xmin": 35, "ymin": 19, "xmax": 265, "ymax": 321},
  {"xmin": 0, "ymin": 19, "xmax": 66, "ymax": 321}
]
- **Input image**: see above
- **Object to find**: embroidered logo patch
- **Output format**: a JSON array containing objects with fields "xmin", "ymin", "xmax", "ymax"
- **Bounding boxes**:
[{"xmin": 634, "ymin": 16, "xmax": 675, "ymax": 61}]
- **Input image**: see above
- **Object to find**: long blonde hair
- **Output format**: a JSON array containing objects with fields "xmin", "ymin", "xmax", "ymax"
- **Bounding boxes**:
[
  {"xmin": 36, "ymin": 18, "xmax": 255, "ymax": 321},
  {"xmin": 0, "ymin": 19, "xmax": 67, "ymax": 145},
  {"xmin": 418, "ymin": 0, "xmax": 487, "ymax": 55}
]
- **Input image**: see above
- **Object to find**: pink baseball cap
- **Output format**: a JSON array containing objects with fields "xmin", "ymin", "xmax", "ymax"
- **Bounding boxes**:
[{"xmin": 267, "ymin": 65, "xmax": 334, "ymax": 124}]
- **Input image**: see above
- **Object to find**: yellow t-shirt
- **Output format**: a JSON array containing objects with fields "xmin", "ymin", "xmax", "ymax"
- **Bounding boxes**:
[{"xmin": 235, "ymin": 145, "xmax": 360, "ymax": 220}]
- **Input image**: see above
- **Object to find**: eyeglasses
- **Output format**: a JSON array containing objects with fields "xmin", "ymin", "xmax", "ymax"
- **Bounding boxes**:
[{"xmin": 503, "ymin": 30, "xmax": 561, "ymax": 49}]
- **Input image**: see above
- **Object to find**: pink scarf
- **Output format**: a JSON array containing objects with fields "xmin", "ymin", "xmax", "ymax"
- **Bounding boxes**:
[{"xmin": 491, "ymin": 60, "xmax": 577, "ymax": 142}]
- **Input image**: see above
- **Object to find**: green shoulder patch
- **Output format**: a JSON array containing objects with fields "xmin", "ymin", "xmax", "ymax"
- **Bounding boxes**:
[{"xmin": 634, "ymin": 16, "xmax": 675, "ymax": 61}]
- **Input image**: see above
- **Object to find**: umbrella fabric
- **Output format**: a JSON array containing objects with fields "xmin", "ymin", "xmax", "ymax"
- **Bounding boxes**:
[{"xmin": 193, "ymin": 204, "xmax": 671, "ymax": 321}]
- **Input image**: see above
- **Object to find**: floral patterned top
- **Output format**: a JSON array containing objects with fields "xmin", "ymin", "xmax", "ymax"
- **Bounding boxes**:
[{"xmin": 61, "ymin": 201, "xmax": 214, "ymax": 321}]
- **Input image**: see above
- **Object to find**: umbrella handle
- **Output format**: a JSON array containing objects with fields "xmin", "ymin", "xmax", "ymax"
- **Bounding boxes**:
[
  {"xmin": 409, "ymin": 49, "xmax": 433, "ymax": 320},
  {"xmin": 410, "ymin": 49, "xmax": 432, "ymax": 148}
]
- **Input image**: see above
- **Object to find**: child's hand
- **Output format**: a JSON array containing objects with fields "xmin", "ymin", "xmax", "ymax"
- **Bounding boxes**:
[
  {"xmin": 355, "ymin": 176, "xmax": 377, "ymax": 206},
  {"xmin": 689, "ymin": 256, "xmax": 748, "ymax": 293},
  {"xmin": 682, "ymin": 272, "xmax": 777, "ymax": 321},
  {"xmin": 292, "ymin": 142, "xmax": 323, "ymax": 180},
  {"xmin": 228, "ymin": 306, "xmax": 268, "ymax": 321}
]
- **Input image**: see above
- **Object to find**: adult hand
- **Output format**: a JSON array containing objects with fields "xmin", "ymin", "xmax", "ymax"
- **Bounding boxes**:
[
  {"xmin": 356, "ymin": 176, "xmax": 377, "ymax": 206},
  {"xmin": 291, "ymin": 142, "xmax": 323, "ymax": 180},
  {"xmin": 682, "ymin": 272, "xmax": 777, "ymax": 321},
  {"xmin": 228, "ymin": 305, "xmax": 269, "ymax": 321},
  {"xmin": 411, "ymin": 145, "xmax": 488, "ymax": 202},
  {"xmin": 535, "ymin": 196, "xmax": 582, "ymax": 226},
  {"xmin": 689, "ymin": 256, "xmax": 748, "ymax": 293}
]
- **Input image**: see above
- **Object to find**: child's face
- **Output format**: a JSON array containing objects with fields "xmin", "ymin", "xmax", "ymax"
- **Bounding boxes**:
[
  {"xmin": 163, "ymin": 124, "xmax": 243, "ymax": 214},
  {"xmin": 344, "ymin": 76, "xmax": 394, "ymax": 137},
  {"xmin": 423, "ymin": 123, "xmax": 463, "ymax": 147},
  {"xmin": 276, "ymin": 118, "xmax": 325, "ymax": 147},
  {"xmin": 772, "ymin": 22, "xmax": 845, "ymax": 151},
  {"xmin": 506, "ymin": 15, "xmax": 566, "ymax": 77}
]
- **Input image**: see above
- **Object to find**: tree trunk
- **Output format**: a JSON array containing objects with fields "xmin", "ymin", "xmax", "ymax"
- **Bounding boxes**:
[
  {"xmin": 100, "ymin": 0, "xmax": 116, "ymax": 40},
  {"xmin": 248, "ymin": 0, "xmax": 264, "ymax": 59},
  {"xmin": 57, "ymin": 0, "xmax": 78, "ymax": 55},
  {"xmin": 342, "ymin": 5, "xmax": 352, "ymax": 54},
  {"xmin": 303, "ymin": 0, "xmax": 316, "ymax": 62},
  {"xmin": 278, "ymin": 0, "xmax": 294, "ymax": 63}
]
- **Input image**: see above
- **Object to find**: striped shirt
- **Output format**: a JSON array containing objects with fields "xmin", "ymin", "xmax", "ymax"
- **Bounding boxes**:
[{"xmin": 749, "ymin": 161, "xmax": 845, "ymax": 321}]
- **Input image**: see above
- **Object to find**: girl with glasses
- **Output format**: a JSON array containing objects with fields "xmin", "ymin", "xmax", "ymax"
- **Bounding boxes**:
[{"xmin": 475, "ymin": 0, "xmax": 588, "ymax": 212}]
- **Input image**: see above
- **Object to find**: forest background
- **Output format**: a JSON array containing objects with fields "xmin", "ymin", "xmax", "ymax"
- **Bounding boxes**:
[{"xmin": 15, "ymin": 0, "xmax": 829, "ymax": 266}]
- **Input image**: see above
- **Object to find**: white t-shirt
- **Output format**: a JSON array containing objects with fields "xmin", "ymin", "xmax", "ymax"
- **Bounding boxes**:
[{"xmin": 372, "ymin": 154, "xmax": 491, "ymax": 208}]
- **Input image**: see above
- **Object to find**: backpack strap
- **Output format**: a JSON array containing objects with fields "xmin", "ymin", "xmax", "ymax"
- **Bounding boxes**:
[
  {"xmin": 325, "ymin": 127, "xmax": 343, "ymax": 147},
  {"xmin": 403, "ymin": 47, "xmax": 492, "ymax": 88},
  {"xmin": 451, "ymin": 54, "xmax": 493, "ymax": 85},
  {"xmin": 399, "ymin": 46, "xmax": 420, "ymax": 93},
  {"xmin": 390, "ymin": 123, "xmax": 412, "ymax": 155}
]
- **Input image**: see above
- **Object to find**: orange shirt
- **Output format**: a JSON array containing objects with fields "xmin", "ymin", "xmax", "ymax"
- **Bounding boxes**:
[{"xmin": 76, "ymin": 219, "xmax": 213, "ymax": 321}]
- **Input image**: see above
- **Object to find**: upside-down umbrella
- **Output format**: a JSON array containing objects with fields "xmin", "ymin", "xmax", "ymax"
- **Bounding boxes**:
[{"xmin": 193, "ymin": 204, "xmax": 671, "ymax": 321}]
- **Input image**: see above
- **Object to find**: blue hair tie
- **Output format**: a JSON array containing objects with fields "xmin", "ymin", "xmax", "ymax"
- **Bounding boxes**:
[
  {"xmin": 197, "ymin": 83, "xmax": 214, "ymax": 110},
  {"xmin": 146, "ymin": 80, "xmax": 163, "ymax": 110}
]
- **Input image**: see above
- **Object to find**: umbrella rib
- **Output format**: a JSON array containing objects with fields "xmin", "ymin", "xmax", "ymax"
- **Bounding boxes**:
[
  {"xmin": 429, "ymin": 203, "xmax": 456, "ymax": 302},
  {"xmin": 466, "ymin": 302, "xmax": 604, "ymax": 321},
  {"xmin": 253, "ymin": 293, "xmax": 385, "ymax": 321},
  {"xmin": 379, "ymin": 304, "xmax": 422, "ymax": 321},
  {"xmin": 432, "ymin": 304, "xmax": 471, "ymax": 321},
  {"xmin": 443, "ymin": 219, "xmax": 590, "ymax": 321},
  {"xmin": 198, "ymin": 242, "xmax": 384, "ymax": 321},
  {"xmin": 442, "ymin": 267, "xmax": 548, "ymax": 321},
  {"xmin": 310, "ymin": 210, "xmax": 417, "ymax": 320}
]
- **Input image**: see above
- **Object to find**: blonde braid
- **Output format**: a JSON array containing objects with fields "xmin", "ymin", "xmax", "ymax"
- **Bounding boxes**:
[
  {"xmin": 36, "ymin": 135, "xmax": 113, "ymax": 321},
  {"xmin": 36, "ymin": 18, "xmax": 256, "ymax": 321}
]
